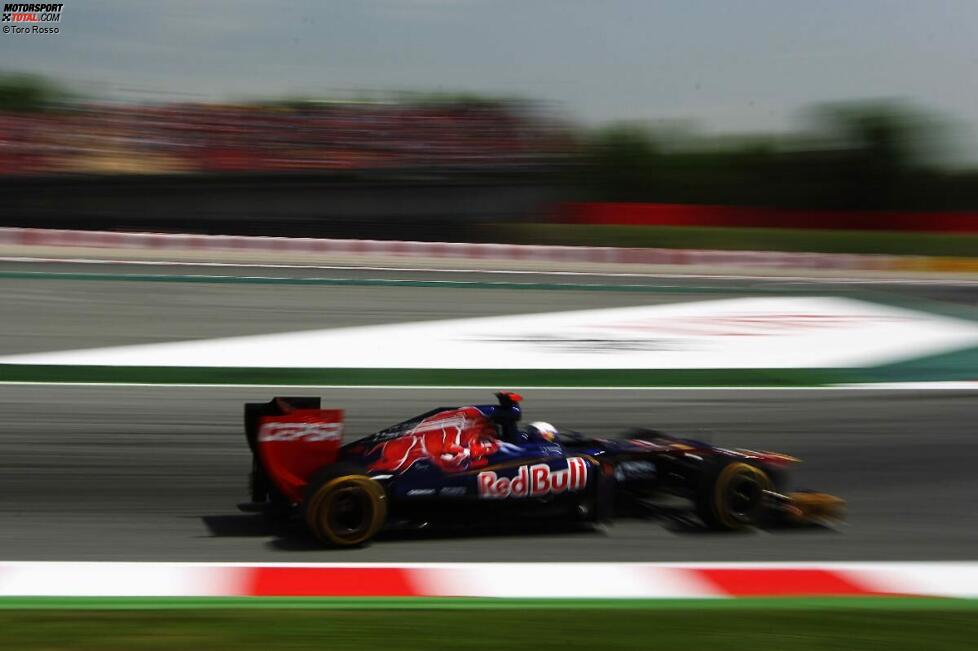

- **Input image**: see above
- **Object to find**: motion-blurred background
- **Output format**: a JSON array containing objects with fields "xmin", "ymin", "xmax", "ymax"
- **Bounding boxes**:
[{"xmin": 2, "ymin": 1, "xmax": 978, "ymax": 253}]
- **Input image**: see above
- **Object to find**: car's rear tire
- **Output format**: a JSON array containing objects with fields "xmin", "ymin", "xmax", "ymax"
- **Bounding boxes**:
[
  {"xmin": 697, "ymin": 461, "xmax": 773, "ymax": 530},
  {"xmin": 304, "ymin": 466, "xmax": 387, "ymax": 547}
]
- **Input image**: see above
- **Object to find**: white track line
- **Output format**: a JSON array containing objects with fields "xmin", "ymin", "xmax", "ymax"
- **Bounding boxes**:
[{"xmin": 1, "ymin": 381, "xmax": 976, "ymax": 391}]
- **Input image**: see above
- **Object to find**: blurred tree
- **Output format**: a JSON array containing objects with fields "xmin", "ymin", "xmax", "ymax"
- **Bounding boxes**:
[
  {"xmin": 802, "ymin": 101, "xmax": 935, "ymax": 209},
  {"xmin": 583, "ymin": 125, "xmax": 660, "ymax": 200},
  {"xmin": 0, "ymin": 73, "xmax": 65, "ymax": 112},
  {"xmin": 579, "ymin": 100, "xmax": 972, "ymax": 211}
]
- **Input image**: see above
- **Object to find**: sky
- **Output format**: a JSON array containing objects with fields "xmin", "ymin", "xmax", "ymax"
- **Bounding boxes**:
[{"xmin": 3, "ymin": 0, "xmax": 978, "ymax": 157}]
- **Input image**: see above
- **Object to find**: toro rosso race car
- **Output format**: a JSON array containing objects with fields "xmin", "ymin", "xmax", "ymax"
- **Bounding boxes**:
[{"xmin": 244, "ymin": 392, "xmax": 844, "ymax": 547}]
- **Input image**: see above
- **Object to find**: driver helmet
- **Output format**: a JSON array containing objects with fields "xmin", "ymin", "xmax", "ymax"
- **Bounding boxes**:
[{"xmin": 526, "ymin": 421, "xmax": 558, "ymax": 443}]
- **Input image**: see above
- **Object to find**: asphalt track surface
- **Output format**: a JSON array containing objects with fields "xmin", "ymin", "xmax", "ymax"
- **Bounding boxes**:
[{"xmin": 0, "ymin": 260, "xmax": 976, "ymax": 561}]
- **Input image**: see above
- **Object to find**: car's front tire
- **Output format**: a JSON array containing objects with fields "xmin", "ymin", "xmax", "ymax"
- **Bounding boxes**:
[{"xmin": 697, "ymin": 461, "xmax": 773, "ymax": 530}]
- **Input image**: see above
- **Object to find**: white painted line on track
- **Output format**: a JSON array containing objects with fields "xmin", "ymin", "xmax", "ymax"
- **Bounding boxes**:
[
  {"xmin": 1, "ymin": 381, "xmax": 976, "ymax": 391},
  {"xmin": 835, "ymin": 381, "xmax": 978, "ymax": 390},
  {"xmin": 3, "ymin": 256, "xmax": 978, "ymax": 286}
]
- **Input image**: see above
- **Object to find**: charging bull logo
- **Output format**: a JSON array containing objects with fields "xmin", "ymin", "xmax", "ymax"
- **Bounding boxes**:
[
  {"xmin": 368, "ymin": 407, "xmax": 500, "ymax": 474},
  {"xmin": 478, "ymin": 457, "xmax": 588, "ymax": 499}
]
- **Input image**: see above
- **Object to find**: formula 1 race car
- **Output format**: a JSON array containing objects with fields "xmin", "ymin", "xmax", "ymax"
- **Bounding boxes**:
[{"xmin": 243, "ymin": 393, "xmax": 844, "ymax": 547}]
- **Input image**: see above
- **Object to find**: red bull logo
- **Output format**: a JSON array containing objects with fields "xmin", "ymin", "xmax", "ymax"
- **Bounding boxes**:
[
  {"xmin": 368, "ymin": 407, "xmax": 500, "ymax": 474},
  {"xmin": 478, "ymin": 457, "xmax": 588, "ymax": 499}
]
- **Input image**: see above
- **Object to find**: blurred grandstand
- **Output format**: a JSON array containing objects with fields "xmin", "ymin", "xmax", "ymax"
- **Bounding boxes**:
[{"xmin": 0, "ymin": 98, "xmax": 568, "ymax": 176}]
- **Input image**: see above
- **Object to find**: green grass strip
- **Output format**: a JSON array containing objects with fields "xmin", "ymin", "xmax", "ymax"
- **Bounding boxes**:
[
  {"xmin": 0, "ymin": 596, "xmax": 975, "ymax": 610},
  {"xmin": 1, "ymin": 602, "xmax": 976, "ymax": 650},
  {"xmin": 3, "ymin": 363, "xmax": 974, "ymax": 387},
  {"xmin": 504, "ymin": 223, "xmax": 978, "ymax": 257},
  {"xmin": 0, "ymin": 365, "xmax": 851, "ymax": 387},
  {"xmin": 0, "ymin": 270, "xmax": 639, "ymax": 291},
  {"xmin": 0, "ymin": 269, "xmax": 810, "ymax": 294}
]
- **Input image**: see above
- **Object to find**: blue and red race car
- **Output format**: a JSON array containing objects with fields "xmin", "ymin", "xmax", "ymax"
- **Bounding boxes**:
[{"xmin": 244, "ymin": 392, "xmax": 844, "ymax": 547}]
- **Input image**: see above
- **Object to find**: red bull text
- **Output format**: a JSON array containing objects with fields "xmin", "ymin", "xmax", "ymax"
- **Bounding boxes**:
[{"xmin": 478, "ymin": 457, "xmax": 588, "ymax": 499}]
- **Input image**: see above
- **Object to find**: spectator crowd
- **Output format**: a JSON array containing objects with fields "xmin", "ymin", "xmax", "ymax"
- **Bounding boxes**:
[{"xmin": 0, "ymin": 100, "xmax": 565, "ymax": 175}]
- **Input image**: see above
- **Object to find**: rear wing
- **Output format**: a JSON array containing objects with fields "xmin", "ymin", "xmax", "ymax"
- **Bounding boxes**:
[{"xmin": 244, "ymin": 397, "xmax": 344, "ymax": 504}]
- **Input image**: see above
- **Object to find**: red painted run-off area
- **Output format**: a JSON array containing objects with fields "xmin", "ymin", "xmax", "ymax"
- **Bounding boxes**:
[
  {"xmin": 556, "ymin": 203, "xmax": 978, "ymax": 233},
  {"xmin": 694, "ymin": 569, "xmax": 875, "ymax": 597},
  {"xmin": 242, "ymin": 567, "xmax": 881, "ymax": 598},
  {"xmin": 247, "ymin": 567, "xmax": 420, "ymax": 597}
]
